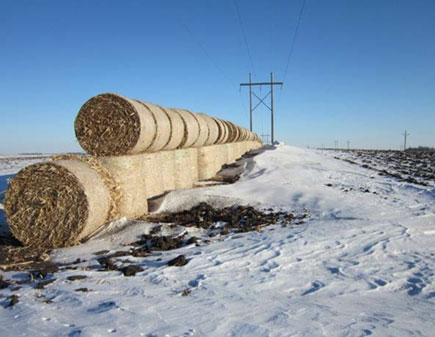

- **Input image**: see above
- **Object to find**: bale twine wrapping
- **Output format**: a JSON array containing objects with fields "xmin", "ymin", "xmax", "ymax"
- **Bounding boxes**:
[{"xmin": 4, "ymin": 160, "xmax": 112, "ymax": 248}]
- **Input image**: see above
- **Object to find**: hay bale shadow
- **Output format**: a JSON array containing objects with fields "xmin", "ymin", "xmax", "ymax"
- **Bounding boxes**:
[{"xmin": 0, "ymin": 209, "xmax": 10, "ymax": 236}]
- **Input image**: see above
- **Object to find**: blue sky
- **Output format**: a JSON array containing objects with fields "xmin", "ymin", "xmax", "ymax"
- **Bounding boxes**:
[{"xmin": 0, "ymin": 0, "xmax": 434, "ymax": 153}]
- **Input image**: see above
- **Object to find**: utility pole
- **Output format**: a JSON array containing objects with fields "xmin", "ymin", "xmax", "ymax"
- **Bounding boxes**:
[
  {"xmin": 402, "ymin": 130, "xmax": 409, "ymax": 151},
  {"xmin": 249, "ymin": 73, "xmax": 252, "ymax": 131},
  {"xmin": 270, "ymin": 72, "xmax": 275, "ymax": 143},
  {"xmin": 347, "ymin": 140, "xmax": 350, "ymax": 150},
  {"xmin": 240, "ymin": 72, "xmax": 283, "ymax": 143},
  {"xmin": 334, "ymin": 140, "xmax": 338, "ymax": 149}
]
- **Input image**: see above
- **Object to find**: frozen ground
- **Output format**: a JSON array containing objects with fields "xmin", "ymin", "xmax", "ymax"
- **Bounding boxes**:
[{"xmin": 0, "ymin": 146, "xmax": 434, "ymax": 336}]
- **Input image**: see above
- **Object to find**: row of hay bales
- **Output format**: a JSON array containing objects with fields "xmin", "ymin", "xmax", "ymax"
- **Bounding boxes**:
[
  {"xmin": 74, "ymin": 93, "xmax": 261, "ymax": 156},
  {"xmin": 5, "ymin": 93, "xmax": 262, "ymax": 248}
]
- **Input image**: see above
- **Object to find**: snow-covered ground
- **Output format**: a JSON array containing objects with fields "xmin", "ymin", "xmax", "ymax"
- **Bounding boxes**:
[{"xmin": 1, "ymin": 146, "xmax": 434, "ymax": 336}]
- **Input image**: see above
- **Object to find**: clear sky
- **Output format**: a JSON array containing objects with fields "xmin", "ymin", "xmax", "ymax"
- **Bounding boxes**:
[{"xmin": 0, "ymin": 0, "xmax": 434, "ymax": 153}]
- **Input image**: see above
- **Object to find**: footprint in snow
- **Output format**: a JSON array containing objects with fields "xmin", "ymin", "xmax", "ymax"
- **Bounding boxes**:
[
  {"xmin": 188, "ymin": 274, "xmax": 205, "ymax": 288},
  {"xmin": 87, "ymin": 301, "xmax": 118, "ymax": 313},
  {"xmin": 261, "ymin": 261, "xmax": 279, "ymax": 273},
  {"xmin": 301, "ymin": 281, "xmax": 325, "ymax": 296},
  {"xmin": 404, "ymin": 276, "xmax": 426, "ymax": 296}
]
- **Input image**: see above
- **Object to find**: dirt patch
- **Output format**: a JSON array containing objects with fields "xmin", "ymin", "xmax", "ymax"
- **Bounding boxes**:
[
  {"xmin": 330, "ymin": 149, "xmax": 435, "ymax": 187},
  {"xmin": 143, "ymin": 202, "xmax": 294, "ymax": 232},
  {"xmin": 168, "ymin": 255, "xmax": 188, "ymax": 267},
  {"xmin": 0, "ymin": 235, "xmax": 51, "ymax": 272}
]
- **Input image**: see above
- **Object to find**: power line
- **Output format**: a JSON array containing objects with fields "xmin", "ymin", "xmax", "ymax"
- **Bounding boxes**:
[
  {"xmin": 164, "ymin": 1, "xmax": 235, "ymax": 88},
  {"xmin": 233, "ymin": 0, "xmax": 256, "ymax": 76},
  {"xmin": 282, "ymin": 0, "xmax": 307, "ymax": 83}
]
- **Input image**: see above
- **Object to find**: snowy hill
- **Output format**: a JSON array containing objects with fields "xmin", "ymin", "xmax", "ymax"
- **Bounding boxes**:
[{"xmin": 1, "ymin": 146, "xmax": 434, "ymax": 336}]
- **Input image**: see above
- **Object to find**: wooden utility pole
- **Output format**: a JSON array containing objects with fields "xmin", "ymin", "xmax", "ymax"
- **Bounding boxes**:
[
  {"xmin": 249, "ymin": 73, "xmax": 252, "ymax": 131},
  {"xmin": 403, "ymin": 130, "xmax": 409, "ymax": 150},
  {"xmin": 270, "ymin": 72, "xmax": 275, "ymax": 143},
  {"xmin": 240, "ymin": 72, "xmax": 283, "ymax": 143},
  {"xmin": 347, "ymin": 140, "xmax": 350, "ymax": 150}
]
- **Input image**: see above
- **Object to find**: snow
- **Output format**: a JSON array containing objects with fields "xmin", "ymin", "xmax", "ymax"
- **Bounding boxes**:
[{"xmin": 1, "ymin": 146, "xmax": 434, "ymax": 336}]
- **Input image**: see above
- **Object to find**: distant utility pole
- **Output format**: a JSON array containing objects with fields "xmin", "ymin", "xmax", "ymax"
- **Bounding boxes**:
[
  {"xmin": 347, "ymin": 140, "xmax": 350, "ymax": 150},
  {"xmin": 334, "ymin": 140, "xmax": 338, "ymax": 149},
  {"xmin": 240, "ymin": 72, "xmax": 283, "ymax": 143},
  {"xmin": 402, "ymin": 130, "xmax": 410, "ymax": 151}
]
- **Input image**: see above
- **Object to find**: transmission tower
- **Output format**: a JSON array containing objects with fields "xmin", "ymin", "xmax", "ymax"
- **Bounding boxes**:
[{"xmin": 240, "ymin": 73, "xmax": 283, "ymax": 143}]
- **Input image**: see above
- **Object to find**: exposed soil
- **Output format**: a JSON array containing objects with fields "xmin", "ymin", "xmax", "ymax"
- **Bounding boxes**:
[
  {"xmin": 142, "ymin": 202, "xmax": 295, "ymax": 232},
  {"xmin": 0, "ymin": 235, "xmax": 51, "ymax": 272},
  {"xmin": 168, "ymin": 255, "xmax": 188, "ymax": 267},
  {"xmin": 329, "ymin": 149, "xmax": 435, "ymax": 187}
]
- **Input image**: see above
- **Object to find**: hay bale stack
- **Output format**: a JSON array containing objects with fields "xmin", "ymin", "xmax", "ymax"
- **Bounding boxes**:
[
  {"xmin": 6, "ymin": 90, "xmax": 263, "ymax": 248},
  {"xmin": 4, "ymin": 140, "xmax": 262, "ymax": 248}
]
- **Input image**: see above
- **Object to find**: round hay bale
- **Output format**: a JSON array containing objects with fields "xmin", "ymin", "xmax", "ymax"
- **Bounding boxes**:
[
  {"xmin": 98, "ymin": 152, "xmax": 159, "ymax": 216},
  {"xmin": 174, "ymin": 149, "xmax": 194, "ymax": 189},
  {"xmin": 213, "ymin": 118, "xmax": 226, "ymax": 144},
  {"xmin": 75, "ymin": 93, "xmax": 156, "ymax": 156},
  {"xmin": 191, "ymin": 113, "xmax": 209, "ymax": 147},
  {"xmin": 4, "ymin": 160, "xmax": 111, "ymax": 248},
  {"xmin": 198, "ymin": 145, "xmax": 221, "ymax": 180},
  {"xmin": 225, "ymin": 143, "xmax": 237, "ymax": 163},
  {"xmin": 136, "ymin": 102, "xmax": 171, "ymax": 152},
  {"xmin": 162, "ymin": 108, "xmax": 185, "ymax": 150},
  {"xmin": 223, "ymin": 121, "xmax": 235, "ymax": 143},
  {"xmin": 173, "ymin": 109, "xmax": 200, "ymax": 148},
  {"xmin": 188, "ymin": 148, "xmax": 199, "ymax": 182},
  {"xmin": 159, "ymin": 151, "xmax": 176, "ymax": 191},
  {"xmin": 239, "ymin": 127, "xmax": 247, "ymax": 141},
  {"xmin": 199, "ymin": 113, "xmax": 219, "ymax": 145},
  {"xmin": 229, "ymin": 122, "xmax": 240, "ymax": 142}
]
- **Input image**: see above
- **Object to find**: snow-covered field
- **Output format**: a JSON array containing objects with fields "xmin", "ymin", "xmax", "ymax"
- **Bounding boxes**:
[{"xmin": 1, "ymin": 146, "xmax": 434, "ymax": 336}]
